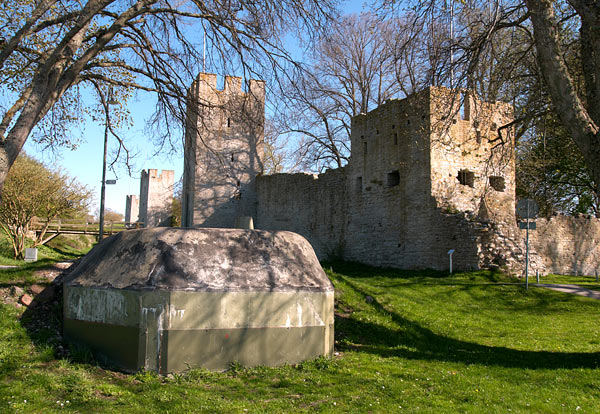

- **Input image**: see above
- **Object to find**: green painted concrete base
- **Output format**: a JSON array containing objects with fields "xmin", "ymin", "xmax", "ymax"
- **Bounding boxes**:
[
  {"xmin": 162, "ymin": 325, "xmax": 334, "ymax": 372},
  {"xmin": 64, "ymin": 318, "xmax": 334, "ymax": 373},
  {"xmin": 64, "ymin": 286, "xmax": 334, "ymax": 373},
  {"xmin": 64, "ymin": 319, "xmax": 141, "ymax": 371}
]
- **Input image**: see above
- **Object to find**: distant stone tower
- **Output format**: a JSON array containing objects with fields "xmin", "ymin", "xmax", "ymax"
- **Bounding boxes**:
[
  {"xmin": 138, "ymin": 169, "xmax": 175, "ymax": 227},
  {"xmin": 182, "ymin": 73, "xmax": 265, "ymax": 228},
  {"xmin": 124, "ymin": 195, "xmax": 139, "ymax": 223}
]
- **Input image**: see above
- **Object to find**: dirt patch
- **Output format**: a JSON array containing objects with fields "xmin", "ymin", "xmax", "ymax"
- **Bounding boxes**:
[{"xmin": 34, "ymin": 261, "xmax": 76, "ymax": 282}]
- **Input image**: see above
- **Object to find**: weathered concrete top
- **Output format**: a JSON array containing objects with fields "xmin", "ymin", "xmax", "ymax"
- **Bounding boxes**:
[{"xmin": 65, "ymin": 228, "xmax": 333, "ymax": 292}]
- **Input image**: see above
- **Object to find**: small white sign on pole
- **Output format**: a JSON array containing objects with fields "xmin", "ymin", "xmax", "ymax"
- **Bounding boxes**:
[
  {"xmin": 24, "ymin": 248, "xmax": 38, "ymax": 262},
  {"xmin": 516, "ymin": 198, "xmax": 539, "ymax": 290},
  {"xmin": 448, "ymin": 249, "xmax": 455, "ymax": 274}
]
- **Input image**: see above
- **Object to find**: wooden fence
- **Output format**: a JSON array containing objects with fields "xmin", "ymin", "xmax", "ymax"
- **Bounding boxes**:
[{"xmin": 31, "ymin": 218, "xmax": 140, "ymax": 237}]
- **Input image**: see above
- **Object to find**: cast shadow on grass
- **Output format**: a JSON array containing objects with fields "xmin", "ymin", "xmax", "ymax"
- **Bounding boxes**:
[
  {"xmin": 323, "ymin": 260, "xmax": 511, "ymax": 284},
  {"xmin": 16, "ymin": 260, "xmax": 97, "ymax": 369},
  {"xmin": 334, "ymin": 273, "xmax": 600, "ymax": 370},
  {"xmin": 0, "ymin": 259, "xmax": 64, "ymax": 286}
]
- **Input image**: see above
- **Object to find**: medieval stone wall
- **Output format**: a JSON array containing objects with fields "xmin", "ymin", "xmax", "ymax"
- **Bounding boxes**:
[
  {"xmin": 255, "ymin": 89, "xmax": 487, "ymax": 270},
  {"xmin": 185, "ymin": 73, "xmax": 600, "ymax": 275},
  {"xmin": 530, "ymin": 215, "xmax": 600, "ymax": 275},
  {"xmin": 255, "ymin": 169, "xmax": 347, "ymax": 258}
]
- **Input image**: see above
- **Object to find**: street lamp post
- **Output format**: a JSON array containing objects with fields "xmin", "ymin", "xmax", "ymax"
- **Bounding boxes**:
[
  {"xmin": 98, "ymin": 124, "xmax": 109, "ymax": 240},
  {"xmin": 98, "ymin": 89, "xmax": 118, "ymax": 241}
]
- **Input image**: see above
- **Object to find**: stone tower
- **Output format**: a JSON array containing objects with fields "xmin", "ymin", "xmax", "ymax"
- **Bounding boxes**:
[
  {"xmin": 138, "ymin": 169, "xmax": 174, "ymax": 227},
  {"xmin": 124, "ymin": 195, "xmax": 139, "ymax": 223},
  {"xmin": 182, "ymin": 73, "xmax": 265, "ymax": 228},
  {"xmin": 255, "ymin": 87, "xmax": 518, "ymax": 270},
  {"xmin": 343, "ymin": 87, "xmax": 516, "ymax": 268}
]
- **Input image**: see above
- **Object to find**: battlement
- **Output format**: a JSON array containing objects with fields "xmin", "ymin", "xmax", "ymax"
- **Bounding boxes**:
[
  {"xmin": 352, "ymin": 86, "xmax": 512, "ymax": 134},
  {"xmin": 192, "ymin": 72, "xmax": 265, "ymax": 98},
  {"xmin": 142, "ymin": 169, "xmax": 174, "ymax": 182}
]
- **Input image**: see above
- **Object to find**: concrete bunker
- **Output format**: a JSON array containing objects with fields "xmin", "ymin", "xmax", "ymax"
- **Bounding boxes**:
[{"xmin": 63, "ymin": 228, "xmax": 334, "ymax": 373}]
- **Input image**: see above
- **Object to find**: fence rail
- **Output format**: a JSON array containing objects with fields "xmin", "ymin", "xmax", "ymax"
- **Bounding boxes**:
[{"xmin": 31, "ymin": 219, "xmax": 141, "ymax": 237}]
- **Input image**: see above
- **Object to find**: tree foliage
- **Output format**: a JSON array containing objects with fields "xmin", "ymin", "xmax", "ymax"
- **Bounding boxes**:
[
  {"xmin": 103, "ymin": 208, "xmax": 123, "ymax": 223},
  {"xmin": 517, "ymin": 113, "xmax": 599, "ymax": 216},
  {"xmin": 0, "ymin": 154, "xmax": 91, "ymax": 258}
]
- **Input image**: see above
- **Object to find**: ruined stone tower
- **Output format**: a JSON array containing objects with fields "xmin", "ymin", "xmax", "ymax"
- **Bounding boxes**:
[
  {"xmin": 339, "ymin": 87, "xmax": 516, "ymax": 269},
  {"xmin": 124, "ymin": 195, "xmax": 139, "ymax": 223},
  {"xmin": 138, "ymin": 169, "xmax": 174, "ymax": 227},
  {"xmin": 256, "ymin": 87, "xmax": 517, "ymax": 270},
  {"xmin": 182, "ymin": 73, "xmax": 265, "ymax": 228}
]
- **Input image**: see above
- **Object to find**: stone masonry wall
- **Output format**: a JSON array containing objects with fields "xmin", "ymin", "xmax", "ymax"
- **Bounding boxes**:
[
  {"xmin": 530, "ymin": 215, "xmax": 600, "ymax": 275},
  {"xmin": 255, "ymin": 168, "xmax": 347, "ymax": 258},
  {"xmin": 125, "ymin": 195, "xmax": 139, "ymax": 223},
  {"xmin": 182, "ymin": 73, "xmax": 264, "ymax": 228},
  {"xmin": 256, "ymin": 89, "xmax": 484, "ymax": 270},
  {"xmin": 139, "ymin": 169, "xmax": 174, "ymax": 227}
]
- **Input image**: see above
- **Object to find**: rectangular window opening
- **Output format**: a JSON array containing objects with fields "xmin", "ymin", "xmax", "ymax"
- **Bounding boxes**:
[
  {"xmin": 489, "ymin": 176, "xmax": 505, "ymax": 192},
  {"xmin": 387, "ymin": 171, "xmax": 400, "ymax": 188},
  {"xmin": 457, "ymin": 169, "xmax": 475, "ymax": 187},
  {"xmin": 356, "ymin": 176, "xmax": 363, "ymax": 192}
]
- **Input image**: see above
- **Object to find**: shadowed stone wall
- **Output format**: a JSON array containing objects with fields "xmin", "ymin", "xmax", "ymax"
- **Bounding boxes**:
[
  {"xmin": 530, "ymin": 215, "xmax": 600, "ymax": 275},
  {"xmin": 182, "ymin": 73, "xmax": 265, "ymax": 228},
  {"xmin": 125, "ymin": 195, "xmax": 139, "ymax": 223}
]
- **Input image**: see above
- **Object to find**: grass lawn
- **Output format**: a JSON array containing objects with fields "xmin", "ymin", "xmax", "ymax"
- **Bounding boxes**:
[
  {"xmin": 0, "ymin": 233, "xmax": 94, "ymax": 267},
  {"xmin": 0, "ymin": 261, "xmax": 598, "ymax": 413}
]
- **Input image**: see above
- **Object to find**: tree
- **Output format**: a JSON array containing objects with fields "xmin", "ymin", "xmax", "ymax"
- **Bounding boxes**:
[
  {"xmin": 0, "ymin": 0, "xmax": 337, "ymax": 199},
  {"xmin": 380, "ymin": 0, "xmax": 599, "ymax": 196},
  {"xmin": 278, "ymin": 13, "xmax": 399, "ymax": 171},
  {"xmin": 525, "ymin": 0, "xmax": 600, "ymax": 197},
  {"xmin": 516, "ymin": 112, "xmax": 599, "ymax": 216},
  {"xmin": 103, "ymin": 208, "xmax": 123, "ymax": 222},
  {"xmin": 0, "ymin": 154, "xmax": 91, "ymax": 258}
]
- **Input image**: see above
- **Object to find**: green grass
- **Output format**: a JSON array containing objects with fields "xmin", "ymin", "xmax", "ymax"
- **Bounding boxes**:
[
  {"xmin": 0, "ymin": 261, "xmax": 599, "ymax": 413},
  {"xmin": 0, "ymin": 233, "xmax": 94, "ymax": 266}
]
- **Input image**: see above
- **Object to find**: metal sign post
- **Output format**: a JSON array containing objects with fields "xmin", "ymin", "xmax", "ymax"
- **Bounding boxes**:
[
  {"xmin": 517, "ymin": 199, "xmax": 539, "ymax": 290},
  {"xmin": 526, "ymin": 217, "xmax": 529, "ymax": 290}
]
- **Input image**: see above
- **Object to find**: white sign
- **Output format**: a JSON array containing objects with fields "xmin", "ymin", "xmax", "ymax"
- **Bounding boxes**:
[{"xmin": 24, "ymin": 248, "xmax": 38, "ymax": 262}]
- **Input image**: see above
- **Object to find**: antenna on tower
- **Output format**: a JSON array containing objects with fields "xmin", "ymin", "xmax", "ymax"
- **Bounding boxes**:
[{"xmin": 203, "ymin": 31, "xmax": 206, "ymax": 72}]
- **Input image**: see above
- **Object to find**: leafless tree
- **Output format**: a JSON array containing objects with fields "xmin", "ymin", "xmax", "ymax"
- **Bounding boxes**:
[
  {"xmin": 380, "ymin": 0, "xmax": 599, "ymax": 197},
  {"xmin": 0, "ymin": 0, "xmax": 337, "ymax": 201},
  {"xmin": 277, "ymin": 13, "xmax": 399, "ymax": 171}
]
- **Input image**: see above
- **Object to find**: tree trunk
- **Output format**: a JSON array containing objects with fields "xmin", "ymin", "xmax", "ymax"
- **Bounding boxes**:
[
  {"xmin": 0, "ymin": 146, "xmax": 12, "ymax": 206},
  {"xmin": 526, "ymin": 0, "xmax": 600, "ymax": 194}
]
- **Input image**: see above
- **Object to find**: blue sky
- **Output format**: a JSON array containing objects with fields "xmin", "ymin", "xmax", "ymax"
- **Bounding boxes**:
[{"xmin": 24, "ymin": 0, "xmax": 367, "ymax": 217}]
